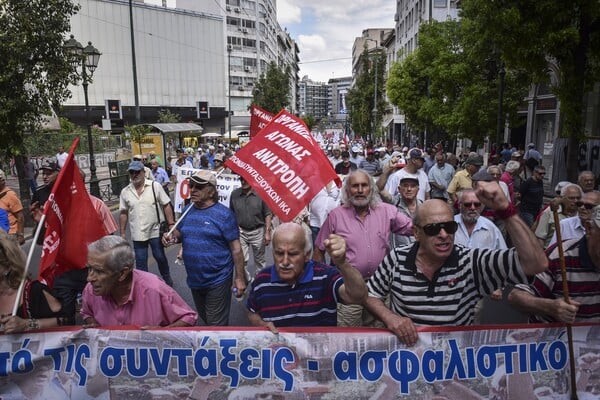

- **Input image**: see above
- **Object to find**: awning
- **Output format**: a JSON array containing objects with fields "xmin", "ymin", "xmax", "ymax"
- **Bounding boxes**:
[{"xmin": 145, "ymin": 123, "xmax": 203, "ymax": 133}]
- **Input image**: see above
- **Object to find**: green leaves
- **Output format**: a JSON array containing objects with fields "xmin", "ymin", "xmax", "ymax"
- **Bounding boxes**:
[{"xmin": 251, "ymin": 62, "xmax": 291, "ymax": 115}]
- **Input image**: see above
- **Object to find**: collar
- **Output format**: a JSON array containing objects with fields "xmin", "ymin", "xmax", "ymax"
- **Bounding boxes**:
[
  {"xmin": 270, "ymin": 259, "xmax": 314, "ymax": 286},
  {"xmin": 405, "ymin": 242, "xmax": 460, "ymax": 274}
]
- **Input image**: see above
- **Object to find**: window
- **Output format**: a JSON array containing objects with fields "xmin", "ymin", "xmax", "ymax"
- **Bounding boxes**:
[{"xmin": 434, "ymin": 0, "xmax": 447, "ymax": 7}]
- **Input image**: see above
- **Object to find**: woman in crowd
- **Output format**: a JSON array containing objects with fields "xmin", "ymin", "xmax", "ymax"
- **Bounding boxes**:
[{"xmin": 0, "ymin": 231, "xmax": 66, "ymax": 333}]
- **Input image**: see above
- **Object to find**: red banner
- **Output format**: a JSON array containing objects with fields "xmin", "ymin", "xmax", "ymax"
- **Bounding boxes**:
[
  {"xmin": 249, "ymin": 104, "xmax": 274, "ymax": 138},
  {"xmin": 38, "ymin": 138, "xmax": 109, "ymax": 287},
  {"xmin": 226, "ymin": 110, "xmax": 342, "ymax": 222}
]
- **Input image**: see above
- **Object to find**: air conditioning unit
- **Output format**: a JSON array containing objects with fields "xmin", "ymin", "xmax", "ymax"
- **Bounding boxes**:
[
  {"xmin": 244, "ymin": 66, "xmax": 251, "ymax": 72},
  {"xmin": 242, "ymin": 28, "xmax": 248, "ymax": 33},
  {"xmin": 234, "ymin": 7, "xmax": 240, "ymax": 12},
  {"xmin": 226, "ymin": 5, "xmax": 231, "ymax": 11},
  {"xmin": 238, "ymin": 86, "xmax": 245, "ymax": 90}
]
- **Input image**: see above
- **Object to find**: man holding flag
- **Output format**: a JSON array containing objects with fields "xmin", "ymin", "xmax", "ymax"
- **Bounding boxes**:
[{"xmin": 29, "ymin": 139, "xmax": 112, "ymax": 324}]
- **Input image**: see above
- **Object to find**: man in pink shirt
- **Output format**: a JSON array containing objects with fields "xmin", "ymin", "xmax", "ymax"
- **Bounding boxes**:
[
  {"xmin": 313, "ymin": 169, "xmax": 413, "ymax": 327},
  {"xmin": 81, "ymin": 236, "xmax": 197, "ymax": 328}
]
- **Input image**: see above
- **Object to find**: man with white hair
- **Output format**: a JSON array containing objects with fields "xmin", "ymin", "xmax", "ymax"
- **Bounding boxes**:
[
  {"xmin": 500, "ymin": 160, "xmax": 521, "ymax": 204},
  {"xmin": 313, "ymin": 169, "xmax": 413, "ymax": 327},
  {"xmin": 534, "ymin": 183, "xmax": 582, "ymax": 248}
]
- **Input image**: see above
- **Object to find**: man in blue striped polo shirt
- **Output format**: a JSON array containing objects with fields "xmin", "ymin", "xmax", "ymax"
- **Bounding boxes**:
[{"xmin": 246, "ymin": 222, "xmax": 367, "ymax": 333}]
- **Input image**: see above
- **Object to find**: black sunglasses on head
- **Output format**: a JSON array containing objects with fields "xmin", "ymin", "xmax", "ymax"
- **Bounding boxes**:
[
  {"xmin": 418, "ymin": 221, "xmax": 458, "ymax": 236},
  {"xmin": 576, "ymin": 201, "xmax": 595, "ymax": 210}
]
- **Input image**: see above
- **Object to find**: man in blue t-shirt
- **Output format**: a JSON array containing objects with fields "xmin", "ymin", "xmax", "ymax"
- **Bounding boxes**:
[
  {"xmin": 162, "ymin": 170, "xmax": 246, "ymax": 326},
  {"xmin": 246, "ymin": 222, "xmax": 367, "ymax": 333}
]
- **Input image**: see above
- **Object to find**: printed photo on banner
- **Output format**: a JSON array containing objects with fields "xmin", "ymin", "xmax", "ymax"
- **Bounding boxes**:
[{"xmin": 174, "ymin": 168, "xmax": 241, "ymax": 212}]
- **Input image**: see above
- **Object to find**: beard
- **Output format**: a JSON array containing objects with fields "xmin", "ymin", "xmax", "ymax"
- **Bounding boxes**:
[{"xmin": 349, "ymin": 194, "xmax": 370, "ymax": 208}]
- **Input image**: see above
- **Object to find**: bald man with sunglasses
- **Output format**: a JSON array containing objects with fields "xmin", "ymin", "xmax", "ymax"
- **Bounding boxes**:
[{"xmin": 365, "ymin": 181, "xmax": 547, "ymax": 346}]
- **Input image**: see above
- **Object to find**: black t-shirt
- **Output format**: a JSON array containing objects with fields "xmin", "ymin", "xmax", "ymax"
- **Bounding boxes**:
[
  {"xmin": 519, "ymin": 178, "xmax": 544, "ymax": 214},
  {"xmin": 16, "ymin": 280, "xmax": 64, "ymax": 320},
  {"xmin": 32, "ymin": 184, "xmax": 52, "ymax": 245}
]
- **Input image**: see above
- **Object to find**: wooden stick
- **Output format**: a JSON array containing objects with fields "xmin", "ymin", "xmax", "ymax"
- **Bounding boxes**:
[{"xmin": 552, "ymin": 207, "xmax": 579, "ymax": 400}]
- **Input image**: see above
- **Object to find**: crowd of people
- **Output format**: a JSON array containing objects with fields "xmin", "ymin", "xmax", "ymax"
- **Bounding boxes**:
[{"xmin": 1, "ymin": 140, "xmax": 599, "ymax": 352}]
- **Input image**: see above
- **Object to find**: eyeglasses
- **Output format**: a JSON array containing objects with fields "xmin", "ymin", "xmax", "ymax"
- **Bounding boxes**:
[
  {"xmin": 128, "ymin": 170, "xmax": 142, "ymax": 175},
  {"xmin": 461, "ymin": 202, "xmax": 482, "ymax": 208},
  {"xmin": 417, "ymin": 221, "xmax": 458, "ymax": 236},
  {"xmin": 188, "ymin": 181, "xmax": 209, "ymax": 190},
  {"xmin": 576, "ymin": 201, "xmax": 596, "ymax": 210}
]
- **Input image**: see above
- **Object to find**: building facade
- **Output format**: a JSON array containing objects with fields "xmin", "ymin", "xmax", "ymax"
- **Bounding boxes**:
[{"xmin": 299, "ymin": 76, "xmax": 329, "ymax": 121}]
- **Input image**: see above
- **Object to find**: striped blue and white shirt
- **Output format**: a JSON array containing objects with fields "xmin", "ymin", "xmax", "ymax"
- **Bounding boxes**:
[{"xmin": 367, "ymin": 243, "xmax": 529, "ymax": 326}]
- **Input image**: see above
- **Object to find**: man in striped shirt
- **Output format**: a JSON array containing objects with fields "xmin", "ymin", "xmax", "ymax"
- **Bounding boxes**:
[
  {"xmin": 246, "ymin": 222, "xmax": 367, "ymax": 333},
  {"xmin": 365, "ymin": 181, "xmax": 548, "ymax": 346},
  {"xmin": 508, "ymin": 205, "xmax": 600, "ymax": 323}
]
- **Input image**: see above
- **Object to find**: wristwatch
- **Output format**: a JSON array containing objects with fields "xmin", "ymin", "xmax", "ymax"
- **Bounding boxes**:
[{"xmin": 28, "ymin": 319, "xmax": 40, "ymax": 330}]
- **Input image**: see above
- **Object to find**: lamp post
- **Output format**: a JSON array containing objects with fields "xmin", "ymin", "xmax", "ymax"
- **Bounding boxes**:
[
  {"xmin": 227, "ymin": 44, "xmax": 232, "ymax": 142},
  {"xmin": 496, "ymin": 63, "xmax": 506, "ymax": 147},
  {"xmin": 365, "ymin": 38, "xmax": 379, "ymax": 143},
  {"xmin": 64, "ymin": 34, "xmax": 102, "ymax": 198}
]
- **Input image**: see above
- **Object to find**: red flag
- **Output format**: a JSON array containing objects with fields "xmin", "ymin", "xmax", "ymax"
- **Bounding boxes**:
[
  {"xmin": 250, "ymin": 104, "xmax": 274, "ymax": 138},
  {"xmin": 38, "ymin": 138, "xmax": 109, "ymax": 287},
  {"xmin": 225, "ymin": 110, "xmax": 342, "ymax": 222}
]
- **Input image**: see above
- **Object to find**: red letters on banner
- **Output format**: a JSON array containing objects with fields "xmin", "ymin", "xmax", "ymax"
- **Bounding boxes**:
[
  {"xmin": 226, "ymin": 110, "xmax": 341, "ymax": 222},
  {"xmin": 249, "ymin": 104, "xmax": 274, "ymax": 138}
]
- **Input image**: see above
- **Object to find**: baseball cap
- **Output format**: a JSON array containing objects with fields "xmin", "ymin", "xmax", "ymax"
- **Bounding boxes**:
[
  {"xmin": 40, "ymin": 159, "xmax": 60, "ymax": 172},
  {"xmin": 175, "ymin": 148, "xmax": 184, "ymax": 153},
  {"xmin": 332, "ymin": 144, "xmax": 341, "ymax": 151},
  {"xmin": 367, "ymin": 148, "xmax": 374, "ymax": 155},
  {"xmin": 407, "ymin": 148, "xmax": 424, "ymax": 160},
  {"xmin": 351, "ymin": 145, "xmax": 360, "ymax": 153},
  {"xmin": 133, "ymin": 154, "xmax": 143, "ymax": 160},
  {"xmin": 188, "ymin": 170, "xmax": 216, "ymax": 187},
  {"xmin": 465, "ymin": 155, "xmax": 484, "ymax": 166},
  {"xmin": 511, "ymin": 151, "xmax": 522, "ymax": 158},
  {"xmin": 214, "ymin": 153, "xmax": 224, "ymax": 162},
  {"xmin": 554, "ymin": 181, "xmax": 571, "ymax": 194},
  {"xmin": 0, "ymin": 170, "xmax": 5, "ymax": 180},
  {"xmin": 472, "ymin": 170, "xmax": 493, "ymax": 182},
  {"xmin": 399, "ymin": 176, "xmax": 419, "ymax": 185},
  {"xmin": 127, "ymin": 161, "xmax": 145, "ymax": 171},
  {"xmin": 391, "ymin": 151, "xmax": 402, "ymax": 158},
  {"xmin": 528, "ymin": 143, "xmax": 535, "ymax": 148}
]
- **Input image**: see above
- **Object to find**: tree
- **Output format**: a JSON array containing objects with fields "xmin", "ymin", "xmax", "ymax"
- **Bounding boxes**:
[
  {"xmin": 386, "ymin": 20, "xmax": 528, "ymax": 147},
  {"xmin": 460, "ymin": 0, "xmax": 600, "ymax": 181},
  {"xmin": 301, "ymin": 114, "xmax": 316, "ymax": 131},
  {"xmin": 251, "ymin": 61, "xmax": 291, "ymax": 114},
  {"xmin": 157, "ymin": 109, "xmax": 181, "ymax": 123},
  {"xmin": 0, "ymin": 0, "xmax": 79, "ymax": 199},
  {"xmin": 127, "ymin": 124, "xmax": 152, "ymax": 155},
  {"xmin": 347, "ymin": 47, "xmax": 386, "ymax": 141}
]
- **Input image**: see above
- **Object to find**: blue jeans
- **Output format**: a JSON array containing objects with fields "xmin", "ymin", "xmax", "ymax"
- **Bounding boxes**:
[
  {"xmin": 191, "ymin": 276, "xmax": 232, "ymax": 326},
  {"xmin": 133, "ymin": 238, "xmax": 172, "ymax": 285}
]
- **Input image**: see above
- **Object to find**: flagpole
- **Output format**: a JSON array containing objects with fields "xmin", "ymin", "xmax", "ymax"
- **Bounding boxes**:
[{"xmin": 11, "ymin": 214, "xmax": 47, "ymax": 316}]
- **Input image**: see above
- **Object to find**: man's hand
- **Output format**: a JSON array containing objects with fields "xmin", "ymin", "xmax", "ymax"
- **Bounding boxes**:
[
  {"xmin": 233, "ymin": 277, "xmax": 247, "ymax": 298},
  {"xmin": 30, "ymin": 201, "xmax": 42, "ymax": 223},
  {"xmin": 324, "ymin": 234, "xmax": 346, "ymax": 267},
  {"xmin": 264, "ymin": 321, "xmax": 279, "ymax": 334},
  {"xmin": 385, "ymin": 314, "xmax": 419, "ymax": 346},
  {"xmin": 0, "ymin": 315, "xmax": 28, "ymax": 334},
  {"xmin": 474, "ymin": 181, "xmax": 510, "ymax": 211},
  {"xmin": 553, "ymin": 298, "xmax": 581, "ymax": 324}
]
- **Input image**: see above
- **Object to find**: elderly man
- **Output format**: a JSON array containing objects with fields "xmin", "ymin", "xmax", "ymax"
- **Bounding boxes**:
[
  {"xmin": 447, "ymin": 154, "xmax": 484, "ymax": 206},
  {"xmin": 534, "ymin": 183, "xmax": 582, "ymax": 248},
  {"xmin": 365, "ymin": 181, "xmax": 548, "ymax": 345},
  {"xmin": 359, "ymin": 149, "xmax": 382, "ymax": 176},
  {"xmin": 229, "ymin": 176, "xmax": 273, "ymax": 280},
  {"xmin": 508, "ymin": 205, "xmax": 600, "ymax": 323},
  {"xmin": 379, "ymin": 148, "xmax": 431, "ymax": 202},
  {"xmin": 548, "ymin": 190, "xmax": 600, "ymax": 247},
  {"xmin": 578, "ymin": 170, "xmax": 597, "ymax": 193},
  {"xmin": 313, "ymin": 169, "xmax": 412, "ymax": 326},
  {"xmin": 247, "ymin": 223, "xmax": 367, "ymax": 332},
  {"xmin": 81, "ymin": 236, "xmax": 197, "ymax": 327},
  {"xmin": 500, "ymin": 160, "xmax": 521, "ymax": 204},
  {"xmin": 454, "ymin": 189, "xmax": 507, "ymax": 250},
  {"xmin": 428, "ymin": 152, "xmax": 455, "ymax": 201},
  {"xmin": 119, "ymin": 160, "xmax": 175, "ymax": 286},
  {"xmin": 334, "ymin": 151, "xmax": 357, "ymax": 175},
  {"xmin": 518, "ymin": 165, "xmax": 546, "ymax": 227},
  {"xmin": 150, "ymin": 159, "xmax": 170, "ymax": 195},
  {"xmin": 163, "ymin": 170, "xmax": 246, "ymax": 326},
  {"xmin": 390, "ymin": 176, "xmax": 422, "ymax": 247}
]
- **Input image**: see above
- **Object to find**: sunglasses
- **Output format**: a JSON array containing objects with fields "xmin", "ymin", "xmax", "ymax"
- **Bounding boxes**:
[
  {"xmin": 576, "ymin": 201, "xmax": 595, "ymax": 210},
  {"xmin": 462, "ymin": 202, "xmax": 482, "ymax": 208},
  {"xmin": 188, "ymin": 181, "xmax": 209, "ymax": 190},
  {"xmin": 418, "ymin": 221, "xmax": 458, "ymax": 236}
]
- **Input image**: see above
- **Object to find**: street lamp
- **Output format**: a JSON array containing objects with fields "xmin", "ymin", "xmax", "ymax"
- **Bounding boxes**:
[
  {"xmin": 227, "ymin": 44, "xmax": 232, "ymax": 142},
  {"xmin": 365, "ymin": 38, "xmax": 381, "ymax": 143},
  {"xmin": 64, "ymin": 34, "xmax": 102, "ymax": 198}
]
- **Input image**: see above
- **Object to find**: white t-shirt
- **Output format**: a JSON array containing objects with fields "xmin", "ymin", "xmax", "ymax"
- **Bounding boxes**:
[
  {"xmin": 384, "ymin": 168, "xmax": 431, "ymax": 201},
  {"xmin": 56, "ymin": 152, "xmax": 68, "ymax": 168}
]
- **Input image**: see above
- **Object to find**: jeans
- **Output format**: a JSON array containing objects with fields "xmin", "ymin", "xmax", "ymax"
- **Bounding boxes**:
[
  {"xmin": 133, "ymin": 238, "xmax": 172, "ymax": 285},
  {"xmin": 191, "ymin": 276, "xmax": 232, "ymax": 326}
]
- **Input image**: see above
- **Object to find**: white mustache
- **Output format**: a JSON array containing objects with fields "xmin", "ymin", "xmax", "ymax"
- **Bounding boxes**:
[{"xmin": 278, "ymin": 264, "xmax": 294, "ymax": 270}]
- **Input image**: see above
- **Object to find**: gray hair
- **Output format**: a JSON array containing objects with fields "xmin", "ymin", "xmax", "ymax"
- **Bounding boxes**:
[
  {"xmin": 505, "ymin": 160, "xmax": 520, "ymax": 174},
  {"xmin": 487, "ymin": 165, "xmax": 503, "ymax": 174},
  {"xmin": 88, "ymin": 235, "xmax": 135, "ymax": 273},
  {"xmin": 341, "ymin": 169, "xmax": 381, "ymax": 208},
  {"xmin": 273, "ymin": 222, "xmax": 312, "ymax": 254},
  {"xmin": 561, "ymin": 183, "xmax": 583, "ymax": 197},
  {"xmin": 456, "ymin": 188, "xmax": 477, "ymax": 203}
]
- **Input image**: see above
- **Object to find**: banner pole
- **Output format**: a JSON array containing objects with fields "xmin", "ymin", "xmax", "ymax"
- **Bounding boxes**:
[
  {"xmin": 11, "ymin": 214, "xmax": 47, "ymax": 316},
  {"xmin": 552, "ymin": 207, "xmax": 579, "ymax": 400}
]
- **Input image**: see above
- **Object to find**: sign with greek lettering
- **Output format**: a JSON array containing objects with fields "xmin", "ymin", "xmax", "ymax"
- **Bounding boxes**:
[
  {"xmin": 0, "ymin": 325, "xmax": 596, "ymax": 399},
  {"xmin": 249, "ymin": 104, "xmax": 274, "ymax": 138},
  {"xmin": 226, "ymin": 110, "xmax": 342, "ymax": 222},
  {"xmin": 174, "ymin": 169, "xmax": 240, "ymax": 212}
]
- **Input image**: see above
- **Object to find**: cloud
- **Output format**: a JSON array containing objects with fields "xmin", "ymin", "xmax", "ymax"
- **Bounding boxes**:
[
  {"xmin": 277, "ymin": 0, "xmax": 301, "ymax": 25},
  {"xmin": 281, "ymin": 1, "xmax": 395, "ymax": 82}
]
